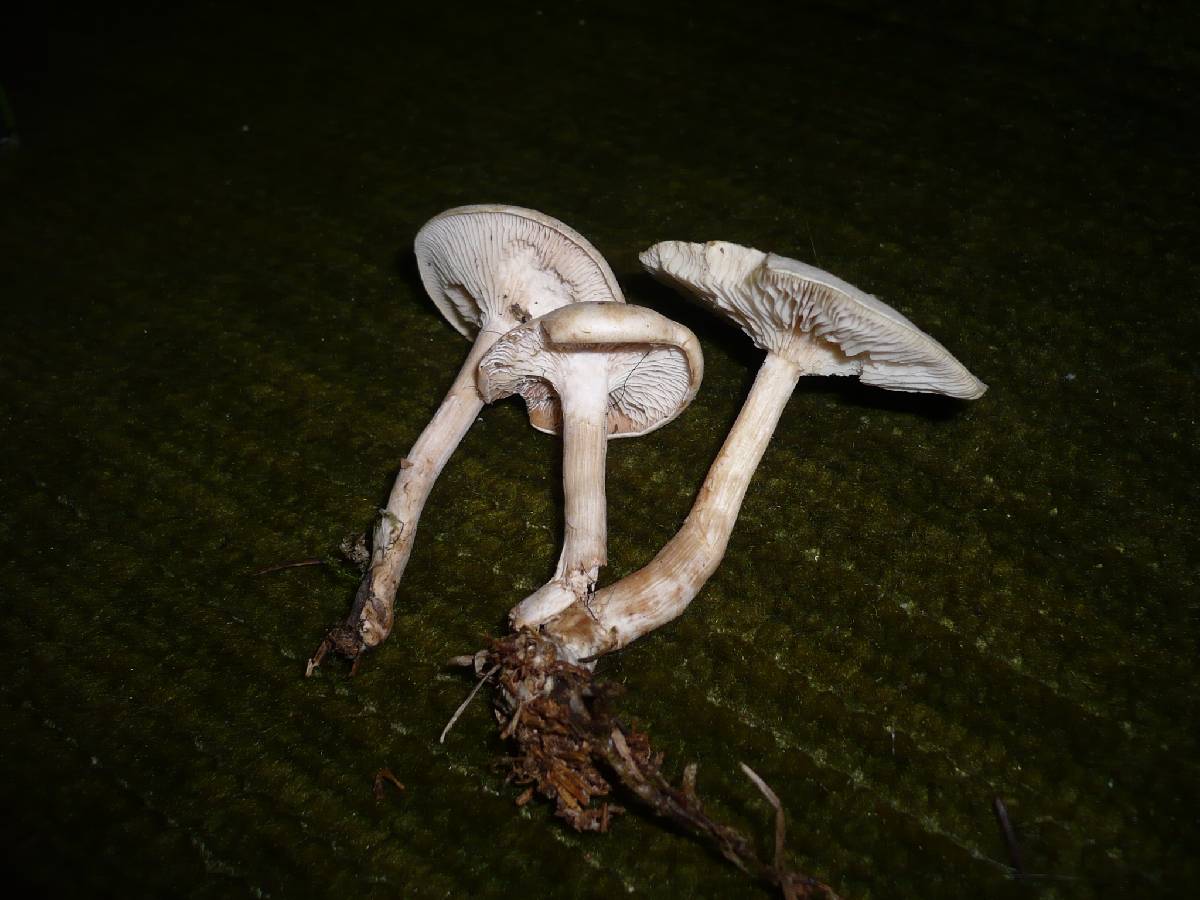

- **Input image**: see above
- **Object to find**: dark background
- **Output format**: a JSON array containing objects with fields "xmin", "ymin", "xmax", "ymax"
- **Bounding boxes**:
[{"xmin": 2, "ymin": 1, "xmax": 1197, "ymax": 896}]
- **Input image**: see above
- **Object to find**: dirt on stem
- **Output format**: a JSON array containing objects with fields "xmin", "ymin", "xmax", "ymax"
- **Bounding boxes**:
[{"xmin": 304, "ymin": 531, "xmax": 375, "ymax": 677}]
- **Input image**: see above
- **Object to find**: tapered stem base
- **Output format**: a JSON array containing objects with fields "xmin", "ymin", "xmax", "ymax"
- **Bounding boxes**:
[{"xmin": 308, "ymin": 333, "xmax": 496, "ymax": 671}]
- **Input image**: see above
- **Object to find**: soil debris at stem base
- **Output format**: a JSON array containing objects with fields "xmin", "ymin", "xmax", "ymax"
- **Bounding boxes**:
[{"xmin": 466, "ymin": 630, "xmax": 841, "ymax": 899}]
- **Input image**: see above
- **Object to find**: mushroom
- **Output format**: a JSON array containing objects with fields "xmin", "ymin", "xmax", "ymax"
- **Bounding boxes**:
[
  {"xmin": 541, "ymin": 240, "xmax": 986, "ymax": 663},
  {"xmin": 309, "ymin": 205, "xmax": 624, "ymax": 671},
  {"xmin": 477, "ymin": 301, "xmax": 704, "ymax": 629}
]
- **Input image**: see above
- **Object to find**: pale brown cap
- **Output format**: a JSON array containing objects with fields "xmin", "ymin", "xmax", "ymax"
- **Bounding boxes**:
[
  {"xmin": 477, "ymin": 302, "xmax": 704, "ymax": 438},
  {"xmin": 641, "ymin": 240, "xmax": 986, "ymax": 399},
  {"xmin": 415, "ymin": 204, "xmax": 625, "ymax": 339}
]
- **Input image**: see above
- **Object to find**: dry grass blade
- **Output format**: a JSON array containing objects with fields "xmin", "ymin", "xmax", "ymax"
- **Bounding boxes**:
[
  {"xmin": 741, "ymin": 763, "xmax": 786, "ymax": 869},
  {"xmin": 250, "ymin": 557, "xmax": 326, "ymax": 576},
  {"xmin": 440, "ymin": 664, "xmax": 499, "ymax": 743}
]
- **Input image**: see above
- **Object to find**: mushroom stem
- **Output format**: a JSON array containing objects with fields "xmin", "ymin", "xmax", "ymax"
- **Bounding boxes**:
[
  {"xmin": 559, "ymin": 367, "xmax": 611, "ymax": 587},
  {"xmin": 324, "ymin": 332, "xmax": 499, "ymax": 658},
  {"xmin": 545, "ymin": 351, "xmax": 802, "ymax": 662},
  {"xmin": 511, "ymin": 355, "xmax": 611, "ymax": 628}
]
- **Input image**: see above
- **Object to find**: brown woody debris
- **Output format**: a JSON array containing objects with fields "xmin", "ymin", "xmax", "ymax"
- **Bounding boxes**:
[
  {"xmin": 372, "ymin": 767, "xmax": 405, "ymax": 802},
  {"xmin": 471, "ymin": 630, "xmax": 840, "ymax": 899}
]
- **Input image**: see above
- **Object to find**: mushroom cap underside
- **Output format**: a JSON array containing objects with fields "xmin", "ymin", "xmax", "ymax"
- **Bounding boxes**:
[
  {"xmin": 477, "ymin": 302, "xmax": 703, "ymax": 439},
  {"xmin": 641, "ymin": 240, "xmax": 986, "ymax": 399},
  {"xmin": 414, "ymin": 205, "xmax": 625, "ymax": 340}
]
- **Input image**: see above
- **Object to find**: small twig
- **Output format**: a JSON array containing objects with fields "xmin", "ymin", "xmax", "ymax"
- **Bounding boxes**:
[
  {"xmin": 992, "ymin": 795, "xmax": 1025, "ymax": 876},
  {"xmin": 440, "ymin": 664, "xmax": 499, "ymax": 743},
  {"xmin": 609, "ymin": 727, "xmax": 640, "ymax": 774},
  {"xmin": 373, "ymin": 767, "xmax": 405, "ymax": 801},
  {"xmin": 741, "ymin": 764, "xmax": 787, "ymax": 873},
  {"xmin": 500, "ymin": 699, "xmax": 526, "ymax": 740},
  {"xmin": 250, "ymin": 557, "xmax": 326, "ymax": 577},
  {"xmin": 305, "ymin": 639, "xmax": 330, "ymax": 678}
]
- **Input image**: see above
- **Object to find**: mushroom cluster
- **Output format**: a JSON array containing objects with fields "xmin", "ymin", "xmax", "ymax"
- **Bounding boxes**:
[
  {"xmin": 545, "ymin": 240, "xmax": 986, "ymax": 662},
  {"xmin": 478, "ymin": 301, "xmax": 704, "ymax": 630},
  {"xmin": 306, "ymin": 205, "xmax": 986, "ymax": 896},
  {"xmin": 309, "ymin": 205, "xmax": 627, "ymax": 670}
]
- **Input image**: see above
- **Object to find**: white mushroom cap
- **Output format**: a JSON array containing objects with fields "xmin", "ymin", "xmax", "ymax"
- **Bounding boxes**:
[
  {"xmin": 415, "ymin": 205, "xmax": 625, "ymax": 339},
  {"xmin": 640, "ymin": 240, "xmax": 986, "ymax": 399},
  {"xmin": 477, "ymin": 301, "xmax": 704, "ymax": 438}
]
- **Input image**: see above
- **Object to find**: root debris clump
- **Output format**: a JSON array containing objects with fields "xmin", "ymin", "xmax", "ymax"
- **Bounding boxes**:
[{"xmin": 460, "ymin": 630, "xmax": 840, "ymax": 899}]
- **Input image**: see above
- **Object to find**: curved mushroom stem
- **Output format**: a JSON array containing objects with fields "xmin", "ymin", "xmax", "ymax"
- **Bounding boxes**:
[
  {"xmin": 510, "ymin": 354, "xmax": 611, "ymax": 629},
  {"xmin": 543, "ymin": 351, "xmax": 802, "ymax": 663},
  {"xmin": 310, "ymin": 332, "xmax": 499, "ymax": 668}
]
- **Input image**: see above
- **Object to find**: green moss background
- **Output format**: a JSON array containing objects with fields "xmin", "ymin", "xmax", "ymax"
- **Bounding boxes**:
[{"xmin": 1, "ymin": 1, "xmax": 1197, "ymax": 896}]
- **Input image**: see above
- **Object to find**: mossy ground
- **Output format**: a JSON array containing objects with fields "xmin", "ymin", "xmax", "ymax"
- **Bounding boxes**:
[{"xmin": 1, "ymin": 2, "xmax": 1197, "ymax": 896}]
